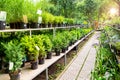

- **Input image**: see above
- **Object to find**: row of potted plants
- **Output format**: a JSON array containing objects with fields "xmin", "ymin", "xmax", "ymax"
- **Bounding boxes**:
[
  {"xmin": 0, "ymin": 28, "xmax": 92, "ymax": 80},
  {"xmin": 103, "ymin": 26, "xmax": 120, "ymax": 54},
  {"xmin": 91, "ymin": 29, "xmax": 120, "ymax": 80},
  {"xmin": 0, "ymin": 0, "xmax": 75, "ymax": 30}
]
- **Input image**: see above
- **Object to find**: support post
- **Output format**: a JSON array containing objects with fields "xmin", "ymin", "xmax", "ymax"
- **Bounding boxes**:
[
  {"xmin": 30, "ymin": 30, "xmax": 32, "ymax": 37},
  {"xmin": 64, "ymin": 54, "xmax": 67, "ymax": 66},
  {"xmin": 45, "ymin": 68, "xmax": 49, "ymax": 80},
  {"xmin": 53, "ymin": 27, "xmax": 56, "ymax": 38}
]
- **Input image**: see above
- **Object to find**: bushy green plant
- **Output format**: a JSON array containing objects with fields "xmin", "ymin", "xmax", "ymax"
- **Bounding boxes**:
[
  {"xmin": 76, "ymin": 29, "xmax": 82, "ymax": 39},
  {"xmin": 2, "ymin": 0, "xmax": 28, "ymax": 23},
  {"xmin": 21, "ymin": 36, "xmax": 39, "ymax": 61},
  {"xmin": 32, "ymin": 35, "xmax": 46, "ymax": 58},
  {"xmin": 67, "ymin": 18, "xmax": 74, "ymax": 24},
  {"xmin": 26, "ymin": 2, "xmax": 38, "ymax": 23},
  {"xmin": 42, "ymin": 12, "xmax": 50, "ymax": 24},
  {"xmin": 70, "ymin": 30, "xmax": 77, "ymax": 43},
  {"xmin": 61, "ymin": 31, "xmax": 70, "ymax": 48},
  {"xmin": 41, "ymin": 35, "xmax": 52, "ymax": 52},
  {"xmin": 58, "ymin": 16, "xmax": 64, "ymax": 24},
  {"xmin": 2, "ymin": 40, "xmax": 24, "ymax": 72},
  {"xmin": 53, "ymin": 33, "xmax": 62, "ymax": 51},
  {"xmin": 54, "ymin": 16, "xmax": 60, "ymax": 24}
]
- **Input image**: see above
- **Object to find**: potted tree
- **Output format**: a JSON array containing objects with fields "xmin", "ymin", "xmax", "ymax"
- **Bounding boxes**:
[
  {"xmin": 53, "ymin": 33, "xmax": 62, "ymax": 56},
  {"xmin": 42, "ymin": 35, "xmax": 53, "ymax": 59},
  {"xmin": 61, "ymin": 32, "xmax": 69, "ymax": 53},
  {"xmin": 33, "ymin": 35, "xmax": 46, "ymax": 64},
  {"xmin": 58, "ymin": 16, "xmax": 64, "ymax": 27},
  {"xmin": 2, "ymin": 40, "xmax": 24, "ymax": 80},
  {"xmin": 41, "ymin": 12, "xmax": 50, "ymax": 28},
  {"xmin": 21, "ymin": 36, "xmax": 39, "ymax": 70},
  {"xmin": 4, "ymin": 0, "xmax": 28, "ymax": 29}
]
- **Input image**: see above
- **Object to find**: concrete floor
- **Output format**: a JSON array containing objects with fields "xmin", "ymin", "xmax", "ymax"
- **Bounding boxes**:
[{"xmin": 56, "ymin": 31, "xmax": 100, "ymax": 80}]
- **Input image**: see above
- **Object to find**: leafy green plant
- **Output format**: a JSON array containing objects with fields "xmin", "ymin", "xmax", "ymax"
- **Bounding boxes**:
[
  {"xmin": 52, "ymin": 33, "xmax": 62, "ymax": 52},
  {"xmin": 41, "ymin": 35, "xmax": 53, "ymax": 52},
  {"xmin": 70, "ymin": 30, "xmax": 77, "ymax": 43},
  {"xmin": 21, "ymin": 36, "xmax": 39, "ymax": 61},
  {"xmin": 2, "ymin": 40, "xmax": 24, "ymax": 72},
  {"xmin": 91, "ymin": 31, "xmax": 120, "ymax": 80},
  {"xmin": 32, "ymin": 35, "xmax": 46, "ymax": 58}
]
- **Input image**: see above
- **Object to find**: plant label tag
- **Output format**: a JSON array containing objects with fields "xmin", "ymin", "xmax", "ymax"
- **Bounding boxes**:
[
  {"xmin": 35, "ymin": 46, "xmax": 40, "ymax": 51},
  {"xmin": 9, "ymin": 62, "xmax": 14, "ymax": 70},
  {"xmin": 0, "ymin": 11, "xmax": 7, "ymax": 21},
  {"xmin": 38, "ymin": 17, "xmax": 42, "ymax": 23}
]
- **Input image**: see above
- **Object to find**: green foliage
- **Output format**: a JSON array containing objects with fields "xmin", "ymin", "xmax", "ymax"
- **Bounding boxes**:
[
  {"xmin": 42, "ymin": 12, "xmax": 54, "ymax": 24},
  {"xmin": 54, "ymin": 16, "xmax": 64, "ymax": 24},
  {"xmin": 53, "ymin": 33, "xmax": 62, "ymax": 51},
  {"xmin": 0, "ymin": 0, "xmax": 27, "ymax": 23},
  {"xmin": 2, "ymin": 40, "xmax": 24, "ymax": 72},
  {"xmin": 32, "ymin": 35, "xmax": 46, "ymax": 58},
  {"xmin": 91, "ymin": 29, "xmax": 120, "ymax": 80},
  {"xmin": 41, "ymin": 35, "xmax": 53, "ymax": 52},
  {"xmin": 21, "ymin": 36, "xmax": 39, "ymax": 61},
  {"xmin": 77, "ymin": 0, "xmax": 98, "ymax": 22},
  {"xmin": 50, "ymin": 0, "xmax": 76, "ymax": 18}
]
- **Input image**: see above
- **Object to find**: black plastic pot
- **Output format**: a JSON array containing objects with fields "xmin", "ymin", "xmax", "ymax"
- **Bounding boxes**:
[
  {"xmin": 55, "ymin": 49, "xmax": 61, "ymax": 56},
  {"xmin": 30, "ymin": 22, "xmax": 39, "ymax": 28},
  {"xmin": 62, "ymin": 48, "xmax": 66, "ymax": 53},
  {"xmin": 0, "ymin": 21, "xmax": 6, "ymax": 30},
  {"xmin": 31, "ymin": 61, "xmax": 38, "ymax": 70},
  {"xmin": 17, "ymin": 22, "xmax": 27, "ymax": 29},
  {"xmin": 65, "ymin": 46, "xmax": 68, "ymax": 51},
  {"xmin": 21, "ymin": 61, "xmax": 25, "ymax": 68},
  {"xmin": 39, "ymin": 57, "xmax": 45, "ymax": 64},
  {"xmin": 9, "ymin": 71, "xmax": 20, "ymax": 80},
  {"xmin": 46, "ymin": 52, "xmax": 52, "ymax": 59},
  {"xmin": 10, "ymin": 23, "xmax": 15, "ymax": 29},
  {"xmin": 69, "ymin": 42, "xmax": 73, "ymax": 46}
]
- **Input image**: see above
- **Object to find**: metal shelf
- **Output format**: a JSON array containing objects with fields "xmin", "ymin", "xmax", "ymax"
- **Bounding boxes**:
[{"xmin": 0, "ymin": 26, "xmax": 79, "ymax": 33}]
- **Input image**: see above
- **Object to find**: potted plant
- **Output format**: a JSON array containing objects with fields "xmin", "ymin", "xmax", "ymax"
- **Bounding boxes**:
[
  {"xmin": 41, "ymin": 12, "xmax": 50, "ymax": 28},
  {"xmin": 48, "ymin": 13, "xmax": 55, "ymax": 27},
  {"xmin": 54, "ymin": 16, "xmax": 60, "ymax": 27},
  {"xmin": 41, "ymin": 35, "xmax": 53, "ymax": 59},
  {"xmin": 4, "ymin": 0, "xmax": 28, "ymax": 29},
  {"xmin": 2, "ymin": 40, "xmax": 24, "ymax": 80},
  {"xmin": 53, "ymin": 33, "xmax": 62, "ymax": 56},
  {"xmin": 61, "ymin": 32, "xmax": 69, "ymax": 53},
  {"xmin": 70, "ymin": 30, "xmax": 78, "ymax": 44},
  {"xmin": 21, "ymin": 36, "xmax": 39, "ymax": 69},
  {"xmin": 58, "ymin": 16, "xmax": 64, "ymax": 27},
  {"xmin": 33, "ymin": 35, "xmax": 46, "ymax": 64},
  {"xmin": 25, "ymin": 1, "xmax": 39, "ymax": 28}
]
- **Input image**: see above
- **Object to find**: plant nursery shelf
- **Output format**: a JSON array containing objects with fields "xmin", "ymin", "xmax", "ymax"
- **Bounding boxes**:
[
  {"xmin": 0, "ymin": 26, "xmax": 78, "ymax": 33},
  {"xmin": 0, "ymin": 30, "xmax": 94, "ymax": 80}
]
